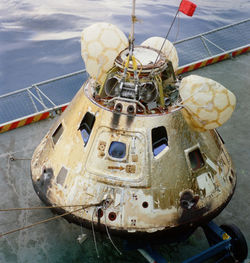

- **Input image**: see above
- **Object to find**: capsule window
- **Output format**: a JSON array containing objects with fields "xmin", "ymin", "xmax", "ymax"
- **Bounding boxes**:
[
  {"xmin": 79, "ymin": 112, "xmax": 95, "ymax": 146},
  {"xmin": 52, "ymin": 123, "xmax": 63, "ymax": 145},
  {"xmin": 108, "ymin": 141, "xmax": 126, "ymax": 159},
  {"xmin": 152, "ymin": 126, "xmax": 168, "ymax": 156},
  {"xmin": 188, "ymin": 148, "xmax": 205, "ymax": 171}
]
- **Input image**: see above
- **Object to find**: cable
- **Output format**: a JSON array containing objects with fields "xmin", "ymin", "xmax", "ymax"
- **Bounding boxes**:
[
  {"xmin": 0, "ymin": 201, "xmax": 106, "ymax": 238},
  {"xmin": 0, "ymin": 203, "xmax": 101, "ymax": 212},
  {"xmin": 104, "ymin": 209, "xmax": 122, "ymax": 255},
  {"xmin": 0, "ymin": 207, "xmax": 84, "ymax": 238},
  {"xmin": 91, "ymin": 207, "xmax": 100, "ymax": 258}
]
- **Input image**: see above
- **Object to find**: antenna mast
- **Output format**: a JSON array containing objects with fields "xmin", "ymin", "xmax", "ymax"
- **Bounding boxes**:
[
  {"xmin": 129, "ymin": 0, "xmax": 136, "ymax": 54},
  {"xmin": 121, "ymin": 0, "xmax": 138, "ymax": 83}
]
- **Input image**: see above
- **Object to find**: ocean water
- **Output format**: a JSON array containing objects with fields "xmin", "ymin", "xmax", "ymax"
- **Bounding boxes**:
[{"xmin": 0, "ymin": 0, "xmax": 250, "ymax": 95}]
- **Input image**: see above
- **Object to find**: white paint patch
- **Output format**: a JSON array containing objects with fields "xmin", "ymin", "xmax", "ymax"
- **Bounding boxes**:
[
  {"xmin": 121, "ymin": 47, "xmax": 159, "ymax": 65},
  {"xmin": 87, "ymin": 106, "xmax": 93, "ymax": 113},
  {"xmin": 146, "ymin": 227, "xmax": 165, "ymax": 233},
  {"xmin": 206, "ymin": 157, "xmax": 217, "ymax": 173},
  {"xmin": 127, "ymin": 229, "xmax": 136, "ymax": 233},
  {"xmin": 215, "ymin": 173, "xmax": 225, "ymax": 188},
  {"xmin": 86, "ymin": 185, "xmax": 96, "ymax": 197},
  {"xmin": 64, "ymin": 143, "xmax": 72, "ymax": 154},
  {"xmin": 120, "ymin": 189, "xmax": 125, "ymax": 205},
  {"xmin": 197, "ymin": 173, "xmax": 215, "ymax": 196},
  {"xmin": 75, "ymin": 162, "xmax": 82, "ymax": 174},
  {"xmin": 67, "ymin": 176, "xmax": 85, "ymax": 203},
  {"xmin": 114, "ymin": 193, "xmax": 121, "ymax": 207}
]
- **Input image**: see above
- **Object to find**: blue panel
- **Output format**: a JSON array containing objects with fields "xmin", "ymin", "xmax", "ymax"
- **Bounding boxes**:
[
  {"xmin": 108, "ymin": 141, "xmax": 126, "ymax": 159},
  {"xmin": 153, "ymin": 143, "xmax": 167, "ymax": 156},
  {"xmin": 81, "ymin": 129, "xmax": 90, "ymax": 145}
]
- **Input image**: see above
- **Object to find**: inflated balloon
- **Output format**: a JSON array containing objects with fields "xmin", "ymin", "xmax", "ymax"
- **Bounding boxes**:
[
  {"xmin": 141, "ymin": 37, "xmax": 179, "ymax": 71},
  {"xmin": 179, "ymin": 75, "xmax": 236, "ymax": 132},
  {"xmin": 81, "ymin": 23, "xmax": 128, "ymax": 85}
]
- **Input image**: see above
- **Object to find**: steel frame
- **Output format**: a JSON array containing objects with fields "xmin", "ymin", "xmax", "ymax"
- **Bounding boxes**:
[{"xmin": 136, "ymin": 221, "xmax": 233, "ymax": 263}]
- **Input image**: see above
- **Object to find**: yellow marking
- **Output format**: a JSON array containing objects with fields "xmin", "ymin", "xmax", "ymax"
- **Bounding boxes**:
[
  {"xmin": 200, "ymin": 60, "xmax": 207, "ymax": 68},
  {"xmin": 17, "ymin": 119, "xmax": 27, "ymax": 128},
  {"xmin": 235, "ymin": 50, "xmax": 242, "ymax": 56},
  {"xmin": 188, "ymin": 64, "xmax": 196, "ymax": 71},
  {"xmin": 212, "ymin": 57, "xmax": 220, "ymax": 63},
  {"xmin": 125, "ymin": 55, "xmax": 130, "ymax": 68},
  {"xmin": 222, "ymin": 232, "xmax": 230, "ymax": 240},
  {"xmin": 155, "ymin": 75, "xmax": 165, "ymax": 107},
  {"xmin": 176, "ymin": 68, "xmax": 182, "ymax": 75},
  {"xmin": 1, "ymin": 124, "xmax": 12, "ymax": 133},
  {"xmin": 33, "ymin": 113, "xmax": 43, "ymax": 122},
  {"xmin": 132, "ymin": 55, "xmax": 138, "ymax": 70}
]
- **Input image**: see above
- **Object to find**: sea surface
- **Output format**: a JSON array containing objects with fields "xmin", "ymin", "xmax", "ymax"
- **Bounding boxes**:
[{"xmin": 0, "ymin": 0, "xmax": 250, "ymax": 95}]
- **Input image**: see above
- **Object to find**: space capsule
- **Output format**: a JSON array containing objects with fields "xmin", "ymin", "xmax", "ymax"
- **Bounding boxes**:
[{"xmin": 31, "ymin": 22, "xmax": 236, "ymax": 242}]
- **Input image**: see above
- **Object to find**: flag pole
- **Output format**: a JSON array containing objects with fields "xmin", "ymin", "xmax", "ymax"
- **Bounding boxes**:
[{"xmin": 153, "ymin": 0, "xmax": 183, "ymax": 65}]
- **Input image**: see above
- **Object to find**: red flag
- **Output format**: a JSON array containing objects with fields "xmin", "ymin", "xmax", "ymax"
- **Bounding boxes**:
[{"xmin": 179, "ymin": 0, "xmax": 197, "ymax": 17}]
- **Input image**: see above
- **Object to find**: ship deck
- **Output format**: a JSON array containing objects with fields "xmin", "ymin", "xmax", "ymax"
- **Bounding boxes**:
[{"xmin": 0, "ymin": 22, "xmax": 250, "ymax": 263}]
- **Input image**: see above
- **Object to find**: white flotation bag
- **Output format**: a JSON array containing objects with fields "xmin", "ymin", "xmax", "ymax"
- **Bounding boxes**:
[
  {"xmin": 141, "ymin": 37, "xmax": 179, "ymax": 72},
  {"xmin": 81, "ymin": 22, "xmax": 128, "ymax": 85},
  {"xmin": 179, "ymin": 75, "xmax": 236, "ymax": 132}
]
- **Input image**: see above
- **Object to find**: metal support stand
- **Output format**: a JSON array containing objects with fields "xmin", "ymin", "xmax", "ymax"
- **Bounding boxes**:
[
  {"xmin": 124, "ymin": 221, "xmax": 248, "ymax": 263},
  {"xmin": 183, "ymin": 221, "xmax": 232, "ymax": 263}
]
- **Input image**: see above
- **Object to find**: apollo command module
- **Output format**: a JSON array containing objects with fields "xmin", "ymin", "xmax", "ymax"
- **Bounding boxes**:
[{"xmin": 31, "ymin": 21, "xmax": 237, "ymax": 243}]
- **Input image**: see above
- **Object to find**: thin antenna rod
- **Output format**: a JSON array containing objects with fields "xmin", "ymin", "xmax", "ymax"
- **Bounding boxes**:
[
  {"xmin": 129, "ymin": 0, "xmax": 136, "ymax": 53},
  {"xmin": 154, "ymin": 1, "xmax": 182, "ymax": 64},
  {"xmin": 131, "ymin": 0, "xmax": 136, "ymax": 40}
]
